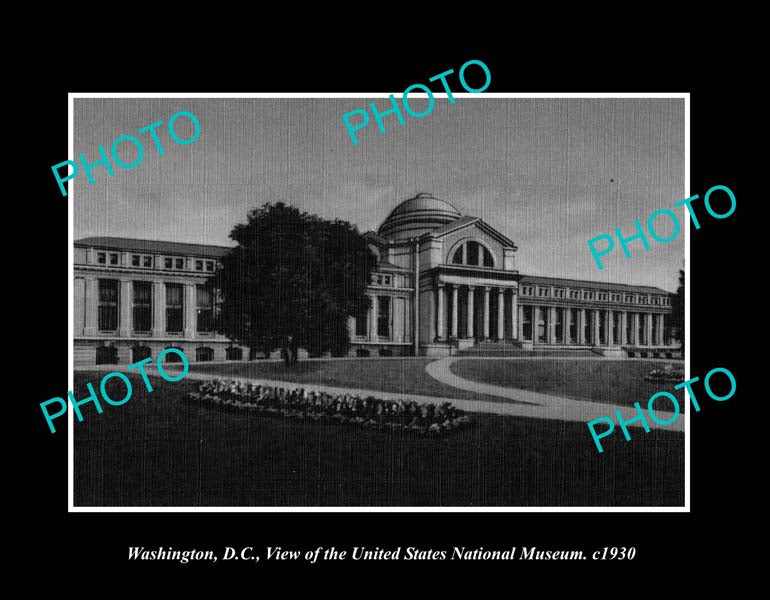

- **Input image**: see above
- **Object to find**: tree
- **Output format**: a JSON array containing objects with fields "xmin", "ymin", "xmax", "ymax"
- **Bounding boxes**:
[
  {"xmin": 208, "ymin": 202, "xmax": 377, "ymax": 359},
  {"xmin": 669, "ymin": 268, "xmax": 685, "ymax": 351}
]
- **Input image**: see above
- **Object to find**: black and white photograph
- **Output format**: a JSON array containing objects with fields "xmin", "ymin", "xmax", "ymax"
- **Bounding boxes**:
[{"xmin": 71, "ymin": 95, "xmax": 686, "ymax": 508}]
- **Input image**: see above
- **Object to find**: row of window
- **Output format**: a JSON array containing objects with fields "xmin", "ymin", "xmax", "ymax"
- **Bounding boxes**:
[
  {"xmin": 95, "ymin": 345, "xmax": 243, "ymax": 365},
  {"xmin": 519, "ymin": 285, "xmax": 669, "ymax": 306},
  {"xmin": 97, "ymin": 279, "xmax": 215, "ymax": 334},
  {"xmin": 96, "ymin": 252, "xmax": 216, "ymax": 272},
  {"xmin": 371, "ymin": 274, "xmax": 393, "ymax": 286},
  {"xmin": 354, "ymin": 296, "xmax": 391, "ymax": 338}
]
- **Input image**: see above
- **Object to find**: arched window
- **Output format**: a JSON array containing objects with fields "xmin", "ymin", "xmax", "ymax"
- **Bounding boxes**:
[
  {"xmin": 196, "ymin": 347, "xmax": 214, "ymax": 362},
  {"xmin": 450, "ymin": 240, "xmax": 494, "ymax": 268},
  {"xmin": 163, "ymin": 346, "xmax": 185, "ymax": 363},
  {"xmin": 226, "ymin": 347, "xmax": 242, "ymax": 361},
  {"xmin": 132, "ymin": 346, "xmax": 151, "ymax": 362},
  {"xmin": 95, "ymin": 345, "xmax": 118, "ymax": 365}
]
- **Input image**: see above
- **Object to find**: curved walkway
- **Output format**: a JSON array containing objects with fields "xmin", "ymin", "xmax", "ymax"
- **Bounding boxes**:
[
  {"xmin": 425, "ymin": 357, "xmax": 684, "ymax": 431},
  {"xmin": 75, "ymin": 359, "xmax": 683, "ymax": 431}
]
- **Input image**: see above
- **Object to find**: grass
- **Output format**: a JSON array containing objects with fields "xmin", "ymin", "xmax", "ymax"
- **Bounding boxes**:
[
  {"xmin": 188, "ymin": 359, "xmax": 509, "ymax": 404},
  {"xmin": 450, "ymin": 359, "xmax": 686, "ymax": 409},
  {"xmin": 74, "ymin": 372, "xmax": 684, "ymax": 507}
]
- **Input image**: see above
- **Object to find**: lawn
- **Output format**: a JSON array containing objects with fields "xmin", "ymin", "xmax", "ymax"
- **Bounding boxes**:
[
  {"xmin": 451, "ymin": 359, "xmax": 686, "ymax": 409},
  {"xmin": 74, "ymin": 372, "xmax": 684, "ymax": 507},
  {"xmin": 188, "ymin": 359, "xmax": 509, "ymax": 404}
]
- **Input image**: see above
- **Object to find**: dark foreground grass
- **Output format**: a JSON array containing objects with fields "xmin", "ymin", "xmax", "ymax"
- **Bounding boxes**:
[
  {"xmin": 451, "ymin": 359, "xmax": 686, "ymax": 408},
  {"xmin": 74, "ymin": 373, "xmax": 684, "ymax": 507},
  {"xmin": 189, "ymin": 359, "xmax": 508, "ymax": 403}
]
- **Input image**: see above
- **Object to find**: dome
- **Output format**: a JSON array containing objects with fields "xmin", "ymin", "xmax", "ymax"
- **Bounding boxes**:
[{"xmin": 378, "ymin": 193, "xmax": 462, "ymax": 240}]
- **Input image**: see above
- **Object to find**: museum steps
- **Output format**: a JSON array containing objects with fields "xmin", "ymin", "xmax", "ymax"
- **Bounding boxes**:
[{"xmin": 454, "ymin": 342, "xmax": 599, "ymax": 357}]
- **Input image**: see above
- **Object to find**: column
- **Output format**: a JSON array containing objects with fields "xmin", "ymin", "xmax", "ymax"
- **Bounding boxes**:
[
  {"xmin": 564, "ymin": 308, "xmax": 572, "ymax": 344},
  {"xmin": 517, "ymin": 305, "xmax": 524, "ymax": 341},
  {"xmin": 483, "ymin": 286, "xmax": 491, "ymax": 340},
  {"xmin": 152, "ymin": 281, "xmax": 165, "ymax": 336},
  {"xmin": 620, "ymin": 310, "xmax": 628, "ymax": 346},
  {"xmin": 658, "ymin": 314, "xmax": 665, "ymax": 346},
  {"xmin": 592, "ymin": 309, "xmax": 600, "ymax": 345},
  {"xmin": 578, "ymin": 309, "xmax": 586, "ymax": 344},
  {"xmin": 119, "ymin": 280, "xmax": 132, "ymax": 336},
  {"xmin": 184, "ymin": 284, "xmax": 196, "ymax": 338},
  {"xmin": 369, "ymin": 293, "xmax": 378, "ymax": 341},
  {"xmin": 84, "ymin": 277, "xmax": 97, "ymax": 335},
  {"xmin": 547, "ymin": 306, "xmax": 556, "ymax": 343},
  {"xmin": 645, "ymin": 313, "xmax": 653, "ymax": 347},
  {"xmin": 451, "ymin": 285, "xmax": 459, "ymax": 338},
  {"xmin": 466, "ymin": 286, "xmax": 475, "ymax": 339},
  {"xmin": 606, "ymin": 310, "xmax": 614, "ymax": 345},
  {"xmin": 497, "ymin": 288, "xmax": 505, "ymax": 340},
  {"xmin": 436, "ymin": 284, "xmax": 445, "ymax": 340},
  {"xmin": 510, "ymin": 290, "xmax": 518, "ymax": 340},
  {"xmin": 632, "ymin": 313, "xmax": 640, "ymax": 345}
]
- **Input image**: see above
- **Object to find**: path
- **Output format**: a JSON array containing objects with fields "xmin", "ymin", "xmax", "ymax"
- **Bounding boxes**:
[
  {"xmin": 76, "ymin": 360, "xmax": 683, "ymax": 431},
  {"xmin": 424, "ymin": 357, "xmax": 684, "ymax": 431}
]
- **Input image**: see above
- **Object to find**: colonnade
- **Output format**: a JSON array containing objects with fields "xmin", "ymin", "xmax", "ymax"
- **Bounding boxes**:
[{"xmin": 434, "ymin": 283, "xmax": 668, "ymax": 346}]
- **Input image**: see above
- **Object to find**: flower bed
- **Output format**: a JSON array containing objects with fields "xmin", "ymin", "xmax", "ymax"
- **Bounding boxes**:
[
  {"xmin": 644, "ymin": 367, "xmax": 685, "ymax": 384},
  {"xmin": 186, "ymin": 379, "xmax": 472, "ymax": 435}
]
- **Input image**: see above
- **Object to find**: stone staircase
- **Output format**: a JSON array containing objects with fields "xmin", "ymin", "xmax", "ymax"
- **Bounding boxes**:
[{"xmin": 454, "ymin": 340, "xmax": 599, "ymax": 357}]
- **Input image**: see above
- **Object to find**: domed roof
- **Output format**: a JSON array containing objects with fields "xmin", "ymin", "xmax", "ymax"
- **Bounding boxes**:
[{"xmin": 378, "ymin": 193, "xmax": 462, "ymax": 240}]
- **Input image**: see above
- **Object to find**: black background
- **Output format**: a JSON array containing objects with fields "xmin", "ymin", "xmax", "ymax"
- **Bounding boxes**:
[{"xmin": 25, "ymin": 38, "xmax": 747, "ymax": 583}]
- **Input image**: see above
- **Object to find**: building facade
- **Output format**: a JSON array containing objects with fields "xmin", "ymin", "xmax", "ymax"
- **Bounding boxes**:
[
  {"xmin": 74, "ymin": 193, "xmax": 678, "ymax": 365},
  {"xmin": 348, "ymin": 193, "xmax": 676, "ymax": 358},
  {"xmin": 73, "ymin": 238, "xmax": 248, "ymax": 366}
]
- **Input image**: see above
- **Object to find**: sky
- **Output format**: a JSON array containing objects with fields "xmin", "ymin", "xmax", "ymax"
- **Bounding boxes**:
[{"xmin": 73, "ymin": 96, "xmax": 685, "ymax": 292}]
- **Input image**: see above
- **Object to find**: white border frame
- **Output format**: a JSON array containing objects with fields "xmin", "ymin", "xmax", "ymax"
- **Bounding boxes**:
[{"xmin": 68, "ymin": 92, "xmax": 690, "ymax": 513}]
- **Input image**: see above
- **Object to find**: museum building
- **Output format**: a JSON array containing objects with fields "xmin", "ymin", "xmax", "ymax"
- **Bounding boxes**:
[{"xmin": 74, "ymin": 193, "xmax": 676, "ymax": 365}]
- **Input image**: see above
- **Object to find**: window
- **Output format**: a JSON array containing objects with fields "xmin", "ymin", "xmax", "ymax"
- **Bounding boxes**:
[
  {"xmin": 97, "ymin": 252, "xmax": 106, "ymax": 264},
  {"xmin": 382, "ymin": 275, "xmax": 391, "ymax": 286},
  {"xmin": 538, "ymin": 287, "xmax": 549, "ymax": 297},
  {"xmin": 165, "ymin": 258, "xmax": 173, "ymax": 269},
  {"xmin": 166, "ymin": 284, "xmax": 183, "ymax": 333},
  {"xmin": 175, "ymin": 258, "xmax": 184, "ymax": 269},
  {"xmin": 98, "ymin": 279, "xmax": 119, "ymax": 331},
  {"xmin": 132, "ymin": 346, "xmax": 151, "ymax": 362},
  {"xmin": 143, "ymin": 256, "xmax": 152, "ymax": 268},
  {"xmin": 163, "ymin": 346, "xmax": 185, "ymax": 363},
  {"xmin": 132, "ymin": 281, "xmax": 152, "ymax": 333},
  {"xmin": 466, "ymin": 241, "xmax": 479, "ymax": 265},
  {"xmin": 377, "ymin": 296, "xmax": 390, "ymax": 338},
  {"xmin": 625, "ymin": 294, "xmax": 634, "ymax": 303},
  {"xmin": 450, "ymin": 241, "xmax": 495, "ymax": 268},
  {"xmin": 639, "ymin": 296, "xmax": 648, "ymax": 304},
  {"xmin": 132, "ymin": 255, "xmax": 141, "ymax": 266},
  {"xmin": 226, "ymin": 347, "xmax": 242, "ymax": 361},
  {"xmin": 554, "ymin": 289, "xmax": 565, "ymax": 298},
  {"xmin": 95, "ymin": 345, "xmax": 118, "ymax": 365},
  {"xmin": 195, "ymin": 260, "xmax": 203, "ymax": 271},
  {"xmin": 355, "ymin": 300, "xmax": 368, "ymax": 336},
  {"xmin": 196, "ymin": 285, "xmax": 213, "ymax": 333},
  {"xmin": 196, "ymin": 347, "xmax": 214, "ymax": 362},
  {"xmin": 570, "ymin": 290, "xmax": 580, "ymax": 299},
  {"xmin": 482, "ymin": 247, "xmax": 493, "ymax": 267},
  {"xmin": 110, "ymin": 253, "xmax": 119, "ymax": 265},
  {"xmin": 599, "ymin": 293, "xmax": 608, "ymax": 301},
  {"xmin": 206, "ymin": 261, "xmax": 214, "ymax": 271}
]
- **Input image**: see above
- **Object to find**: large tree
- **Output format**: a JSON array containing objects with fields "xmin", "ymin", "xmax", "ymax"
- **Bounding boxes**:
[{"xmin": 209, "ymin": 202, "xmax": 377, "ymax": 358}]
